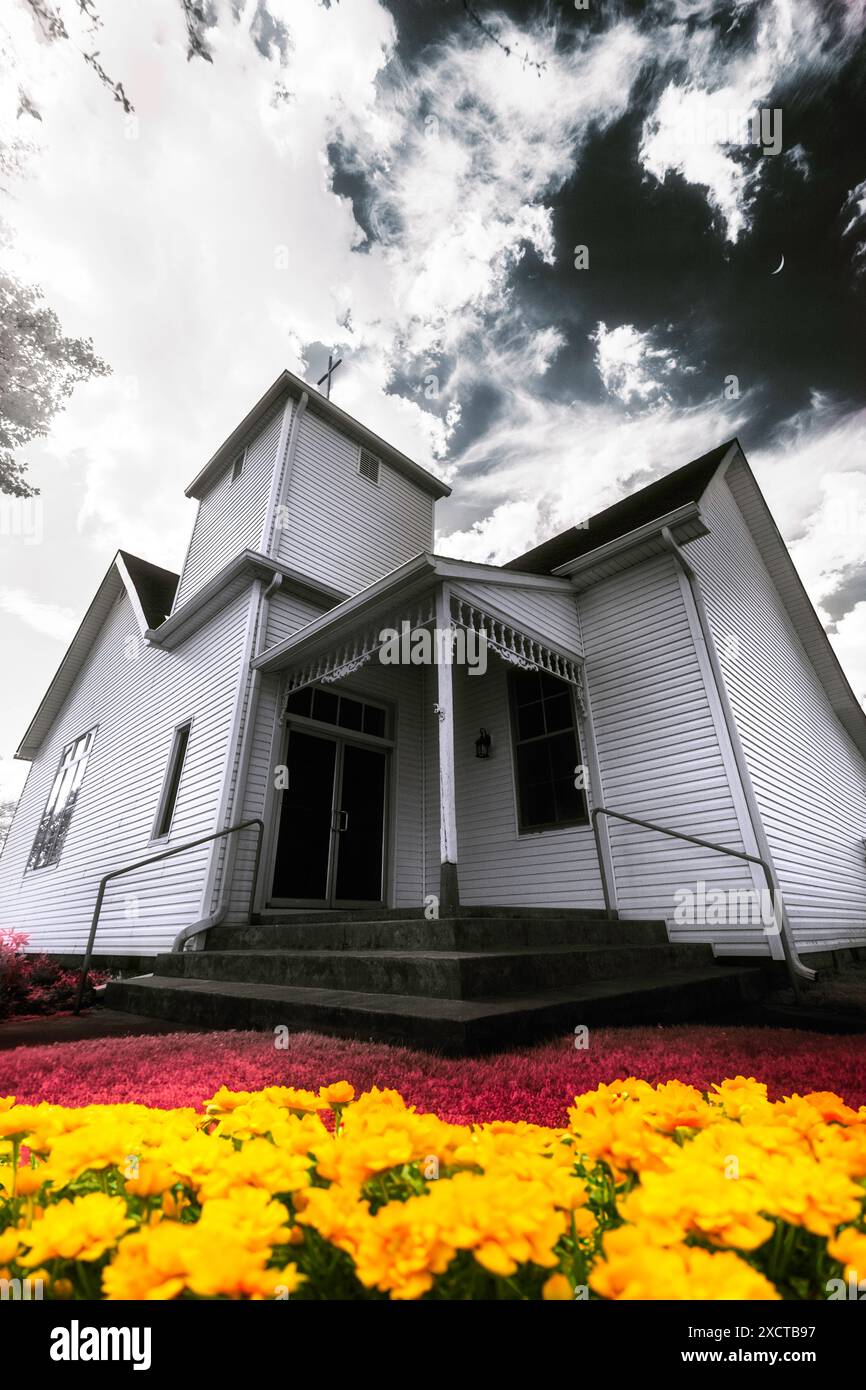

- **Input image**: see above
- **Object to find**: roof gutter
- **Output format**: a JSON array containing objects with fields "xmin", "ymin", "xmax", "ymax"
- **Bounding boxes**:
[
  {"xmin": 659, "ymin": 526, "xmax": 815, "ymax": 987},
  {"xmin": 552, "ymin": 502, "xmax": 706, "ymax": 580}
]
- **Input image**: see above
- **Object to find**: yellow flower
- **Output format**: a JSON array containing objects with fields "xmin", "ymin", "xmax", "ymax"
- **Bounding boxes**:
[
  {"xmin": 542, "ymin": 1273, "xmax": 572, "ymax": 1299},
  {"xmin": 620, "ymin": 1163, "xmax": 775, "ymax": 1251},
  {"xmin": 195, "ymin": 1138, "xmax": 312, "ymax": 1201},
  {"xmin": 18, "ymin": 1194, "xmax": 135, "ymax": 1266},
  {"xmin": 0, "ymin": 1228, "xmax": 20, "ymax": 1264},
  {"xmin": 124, "ymin": 1158, "xmax": 183, "ymax": 1198},
  {"xmin": 319, "ymin": 1082, "xmax": 355, "ymax": 1106},
  {"xmin": 827, "ymin": 1226, "xmax": 866, "ymax": 1281},
  {"xmin": 590, "ymin": 1226, "xmax": 780, "ymax": 1301},
  {"xmin": 102, "ymin": 1215, "xmax": 304, "ymax": 1301}
]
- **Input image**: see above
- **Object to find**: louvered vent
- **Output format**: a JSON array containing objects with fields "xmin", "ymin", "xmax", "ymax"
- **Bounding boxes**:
[{"xmin": 358, "ymin": 448, "xmax": 380, "ymax": 485}]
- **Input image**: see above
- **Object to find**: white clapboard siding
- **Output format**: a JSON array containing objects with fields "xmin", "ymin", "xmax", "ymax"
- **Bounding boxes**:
[
  {"xmin": 0, "ymin": 589, "xmax": 251, "ymax": 954},
  {"xmin": 226, "ymin": 659, "xmax": 428, "ymax": 915},
  {"xmin": 276, "ymin": 409, "xmax": 434, "ymax": 594},
  {"xmin": 579, "ymin": 553, "xmax": 760, "ymax": 946},
  {"xmin": 692, "ymin": 468, "xmax": 866, "ymax": 950},
  {"xmin": 264, "ymin": 588, "xmax": 329, "ymax": 649},
  {"xmin": 449, "ymin": 580, "xmax": 583, "ymax": 656},
  {"xmin": 446, "ymin": 658, "xmax": 605, "ymax": 908},
  {"xmin": 174, "ymin": 405, "xmax": 286, "ymax": 609}
]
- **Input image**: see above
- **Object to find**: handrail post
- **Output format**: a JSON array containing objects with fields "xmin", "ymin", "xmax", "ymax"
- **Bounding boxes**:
[
  {"xmin": 591, "ymin": 809, "xmax": 615, "ymax": 918},
  {"xmin": 247, "ymin": 820, "xmax": 264, "ymax": 924},
  {"xmin": 73, "ymin": 878, "xmax": 109, "ymax": 1015},
  {"xmin": 72, "ymin": 818, "xmax": 264, "ymax": 1015},
  {"xmin": 591, "ymin": 805, "xmax": 810, "ymax": 997}
]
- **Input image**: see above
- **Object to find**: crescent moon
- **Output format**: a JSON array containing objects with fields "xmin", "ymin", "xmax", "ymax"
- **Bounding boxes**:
[{"xmin": 771, "ymin": 253, "xmax": 785, "ymax": 275}]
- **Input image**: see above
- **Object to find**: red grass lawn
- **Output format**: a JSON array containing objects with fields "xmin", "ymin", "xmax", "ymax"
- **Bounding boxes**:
[{"xmin": 1, "ymin": 1025, "xmax": 865, "ymax": 1122}]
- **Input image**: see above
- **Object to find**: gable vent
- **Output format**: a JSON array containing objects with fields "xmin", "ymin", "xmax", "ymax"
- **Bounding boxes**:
[{"xmin": 358, "ymin": 448, "xmax": 380, "ymax": 485}]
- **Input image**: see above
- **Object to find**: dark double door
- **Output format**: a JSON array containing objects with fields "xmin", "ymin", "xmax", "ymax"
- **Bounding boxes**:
[{"xmin": 270, "ymin": 728, "xmax": 388, "ymax": 906}]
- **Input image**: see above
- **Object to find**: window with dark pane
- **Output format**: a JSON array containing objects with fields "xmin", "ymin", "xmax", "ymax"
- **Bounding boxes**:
[
  {"xmin": 507, "ymin": 669, "xmax": 587, "ymax": 832},
  {"xmin": 27, "ymin": 727, "xmax": 97, "ymax": 870},
  {"xmin": 154, "ymin": 721, "xmax": 192, "ymax": 839},
  {"xmin": 312, "ymin": 688, "xmax": 339, "ymax": 724},
  {"xmin": 284, "ymin": 687, "xmax": 313, "ymax": 718},
  {"xmin": 337, "ymin": 697, "xmax": 364, "ymax": 731},
  {"xmin": 285, "ymin": 686, "xmax": 388, "ymax": 740}
]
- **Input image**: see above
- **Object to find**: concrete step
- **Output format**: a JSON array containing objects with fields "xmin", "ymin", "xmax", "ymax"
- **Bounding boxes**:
[
  {"xmin": 104, "ymin": 964, "xmax": 771, "ymax": 1055},
  {"xmin": 254, "ymin": 905, "xmax": 615, "ymax": 923},
  {"xmin": 156, "ymin": 941, "xmax": 713, "ymax": 999},
  {"xmin": 207, "ymin": 915, "xmax": 671, "ymax": 952}
]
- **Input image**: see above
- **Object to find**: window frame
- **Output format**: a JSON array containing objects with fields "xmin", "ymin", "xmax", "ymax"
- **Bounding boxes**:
[
  {"xmin": 230, "ymin": 448, "xmax": 246, "ymax": 484},
  {"xmin": 151, "ymin": 719, "xmax": 193, "ymax": 841},
  {"xmin": 26, "ymin": 725, "xmax": 98, "ymax": 872},
  {"xmin": 283, "ymin": 685, "xmax": 392, "ymax": 746},
  {"xmin": 506, "ymin": 669, "xmax": 588, "ymax": 835}
]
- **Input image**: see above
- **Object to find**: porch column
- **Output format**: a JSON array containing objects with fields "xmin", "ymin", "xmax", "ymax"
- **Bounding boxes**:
[{"xmin": 435, "ymin": 582, "xmax": 459, "ymax": 911}]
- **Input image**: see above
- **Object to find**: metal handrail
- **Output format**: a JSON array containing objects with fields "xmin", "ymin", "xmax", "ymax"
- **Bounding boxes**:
[
  {"xmin": 73, "ymin": 818, "xmax": 264, "ymax": 1014},
  {"xmin": 591, "ymin": 806, "xmax": 804, "ymax": 996}
]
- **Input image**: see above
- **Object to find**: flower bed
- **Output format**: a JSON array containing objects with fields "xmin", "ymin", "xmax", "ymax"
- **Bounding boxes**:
[
  {"xmin": 2, "ymin": 1076, "xmax": 865, "ymax": 1300},
  {"xmin": 5, "ymin": 1024, "xmax": 866, "ymax": 1116},
  {"xmin": 0, "ymin": 929, "xmax": 107, "ymax": 1019}
]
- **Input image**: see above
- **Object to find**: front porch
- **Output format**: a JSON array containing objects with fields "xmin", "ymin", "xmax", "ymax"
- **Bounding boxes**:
[{"xmin": 244, "ymin": 558, "xmax": 609, "ymax": 919}]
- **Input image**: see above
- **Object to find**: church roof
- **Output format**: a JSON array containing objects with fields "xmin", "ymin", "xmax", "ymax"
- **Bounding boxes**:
[
  {"xmin": 117, "ymin": 551, "xmax": 179, "ymax": 628},
  {"xmin": 185, "ymin": 369, "xmax": 452, "ymax": 502},
  {"xmin": 504, "ymin": 440, "xmax": 734, "ymax": 574}
]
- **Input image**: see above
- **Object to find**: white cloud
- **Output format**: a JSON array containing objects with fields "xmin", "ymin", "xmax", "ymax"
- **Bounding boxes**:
[
  {"xmin": 829, "ymin": 602, "xmax": 866, "ymax": 706},
  {"xmin": 842, "ymin": 177, "xmax": 866, "ymax": 274},
  {"xmin": 592, "ymin": 321, "xmax": 683, "ymax": 407},
  {"xmin": 638, "ymin": 1, "xmax": 864, "ymax": 242},
  {"xmin": 0, "ymin": 587, "xmax": 77, "ymax": 641},
  {"xmin": 437, "ymin": 386, "xmax": 748, "ymax": 564}
]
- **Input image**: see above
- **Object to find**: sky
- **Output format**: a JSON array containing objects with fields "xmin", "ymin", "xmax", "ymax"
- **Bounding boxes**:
[{"xmin": 0, "ymin": 0, "xmax": 864, "ymax": 799}]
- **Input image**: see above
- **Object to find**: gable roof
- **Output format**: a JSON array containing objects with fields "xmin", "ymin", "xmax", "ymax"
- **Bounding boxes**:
[
  {"xmin": 16, "ymin": 552, "xmax": 179, "ymax": 761},
  {"xmin": 117, "ymin": 551, "xmax": 178, "ymax": 628},
  {"xmin": 720, "ymin": 450, "xmax": 866, "ymax": 760},
  {"xmin": 505, "ymin": 437, "xmax": 866, "ymax": 760},
  {"xmin": 504, "ymin": 441, "xmax": 733, "ymax": 574},
  {"xmin": 184, "ymin": 368, "xmax": 452, "ymax": 502}
]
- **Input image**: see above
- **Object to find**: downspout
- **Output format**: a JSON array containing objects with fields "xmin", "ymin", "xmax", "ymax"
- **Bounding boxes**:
[
  {"xmin": 659, "ymin": 526, "xmax": 815, "ymax": 985},
  {"xmin": 173, "ymin": 572, "xmax": 284, "ymax": 952}
]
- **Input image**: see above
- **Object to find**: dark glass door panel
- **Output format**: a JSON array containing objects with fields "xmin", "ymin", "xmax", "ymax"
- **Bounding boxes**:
[
  {"xmin": 271, "ymin": 731, "xmax": 336, "ymax": 900},
  {"xmin": 333, "ymin": 743, "xmax": 387, "ymax": 902}
]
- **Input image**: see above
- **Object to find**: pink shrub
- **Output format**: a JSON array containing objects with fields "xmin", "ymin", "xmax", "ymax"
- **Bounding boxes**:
[{"xmin": 0, "ymin": 930, "xmax": 108, "ymax": 1020}]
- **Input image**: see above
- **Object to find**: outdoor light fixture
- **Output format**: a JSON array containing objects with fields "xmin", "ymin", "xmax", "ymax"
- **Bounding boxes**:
[{"xmin": 475, "ymin": 728, "xmax": 492, "ymax": 759}]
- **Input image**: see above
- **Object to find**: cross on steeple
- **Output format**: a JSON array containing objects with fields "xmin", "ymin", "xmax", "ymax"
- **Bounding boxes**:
[{"xmin": 316, "ymin": 352, "xmax": 343, "ymax": 400}]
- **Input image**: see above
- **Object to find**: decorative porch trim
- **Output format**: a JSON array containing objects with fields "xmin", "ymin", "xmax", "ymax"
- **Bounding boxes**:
[
  {"xmin": 449, "ymin": 595, "xmax": 586, "ymax": 713},
  {"xmin": 282, "ymin": 593, "xmax": 437, "ymax": 703}
]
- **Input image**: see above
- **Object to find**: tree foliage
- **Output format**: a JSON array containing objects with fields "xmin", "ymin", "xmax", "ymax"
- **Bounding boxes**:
[
  {"xmin": 0, "ymin": 271, "xmax": 109, "ymax": 496},
  {"xmin": 0, "ymin": 800, "xmax": 17, "ymax": 851}
]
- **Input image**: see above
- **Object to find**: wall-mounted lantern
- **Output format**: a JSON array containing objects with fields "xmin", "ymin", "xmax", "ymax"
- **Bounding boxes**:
[{"xmin": 475, "ymin": 728, "xmax": 492, "ymax": 760}]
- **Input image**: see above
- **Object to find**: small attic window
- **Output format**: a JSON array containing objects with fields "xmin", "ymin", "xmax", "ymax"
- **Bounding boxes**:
[
  {"xmin": 230, "ymin": 450, "xmax": 245, "ymax": 484},
  {"xmin": 358, "ymin": 448, "xmax": 380, "ymax": 486}
]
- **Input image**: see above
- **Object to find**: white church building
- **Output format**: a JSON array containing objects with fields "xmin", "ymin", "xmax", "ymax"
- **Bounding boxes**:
[{"xmin": 2, "ymin": 369, "xmax": 865, "ymax": 1046}]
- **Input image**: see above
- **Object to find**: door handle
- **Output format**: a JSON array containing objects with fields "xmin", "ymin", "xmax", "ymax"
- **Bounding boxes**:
[{"xmin": 334, "ymin": 809, "xmax": 349, "ymax": 833}]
